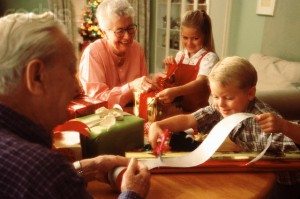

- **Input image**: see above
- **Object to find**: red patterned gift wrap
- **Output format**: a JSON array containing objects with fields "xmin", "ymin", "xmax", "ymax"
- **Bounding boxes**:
[
  {"xmin": 68, "ymin": 96, "xmax": 107, "ymax": 118},
  {"xmin": 133, "ymin": 64, "xmax": 184, "ymax": 122}
]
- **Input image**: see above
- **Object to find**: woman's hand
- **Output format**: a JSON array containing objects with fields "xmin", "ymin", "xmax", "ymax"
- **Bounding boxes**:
[
  {"xmin": 129, "ymin": 76, "xmax": 158, "ymax": 92},
  {"xmin": 121, "ymin": 158, "xmax": 150, "ymax": 198}
]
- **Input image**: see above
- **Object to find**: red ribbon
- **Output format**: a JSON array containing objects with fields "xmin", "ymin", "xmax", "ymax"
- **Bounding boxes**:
[
  {"xmin": 53, "ymin": 120, "xmax": 90, "ymax": 137},
  {"xmin": 153, "ymin": 129, "xmax": 171, "ymax": 156}
]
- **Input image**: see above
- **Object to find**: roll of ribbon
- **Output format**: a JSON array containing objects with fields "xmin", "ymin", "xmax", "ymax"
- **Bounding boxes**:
[{"xmin": 108, "ymin": 166, "xmax": 126, "ymax": 191}]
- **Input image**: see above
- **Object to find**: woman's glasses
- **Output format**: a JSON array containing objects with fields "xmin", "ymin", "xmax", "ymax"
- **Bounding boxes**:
[{"xmin": 112, "ymin": 24, "xmax": 137, "ymax": 38}]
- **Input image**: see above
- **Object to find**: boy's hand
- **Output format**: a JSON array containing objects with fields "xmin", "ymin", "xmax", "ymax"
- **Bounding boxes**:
[
  {"xmin": 255, "ymin": 113, "xmax": 284, "ymax": 133},
  {"xmin": 148, "ymin": 122, "xmax": 165, "ymax": 149}
]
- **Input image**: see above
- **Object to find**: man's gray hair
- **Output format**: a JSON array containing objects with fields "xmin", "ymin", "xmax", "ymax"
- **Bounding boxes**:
[
  {"xmin": 0, "ymin": 12, "xmax": 67, "ymax": 94},
  {"xmin": 96, "ymin": 0, "xmax": 135, "ymax": 31}
]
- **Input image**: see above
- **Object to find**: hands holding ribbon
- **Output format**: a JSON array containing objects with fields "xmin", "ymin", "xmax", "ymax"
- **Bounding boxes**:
[{"xmin": 78, "ymin": 155, "xmax": 150, "ymax": 198}]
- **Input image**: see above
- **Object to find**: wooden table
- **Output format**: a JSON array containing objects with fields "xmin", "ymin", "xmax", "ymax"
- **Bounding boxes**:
[{"xmin": 87, "ymin": 172, "xmax": 276, "ymax": 199}]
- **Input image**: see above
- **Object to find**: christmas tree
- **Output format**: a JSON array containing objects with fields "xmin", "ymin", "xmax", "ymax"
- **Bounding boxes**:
[{"xmin": 79, "ymin": 0, "xmax": 104, "ymax": 42}]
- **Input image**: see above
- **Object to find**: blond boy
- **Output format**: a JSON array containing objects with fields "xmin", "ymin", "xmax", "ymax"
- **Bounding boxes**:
[{"xmin": 148, "ymin": 56, "xmax": 299, "ymax": 191}]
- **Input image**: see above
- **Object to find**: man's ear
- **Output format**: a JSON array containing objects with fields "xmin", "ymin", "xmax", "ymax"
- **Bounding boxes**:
[
  {"xmin": 24, "ymin": 59, "xmax": 46, "ymax": 95},
  {"xmin": 248, "ymin": 86, "xmax": 256, "ymax": 100}
]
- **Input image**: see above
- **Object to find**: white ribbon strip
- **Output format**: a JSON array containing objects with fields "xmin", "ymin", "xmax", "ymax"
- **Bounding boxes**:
[
  {"xmin": 246, "ymin": 133, "xmax": 272, "ymax": 165},
  {"xmin": 141, "ymin": 113, "xmax": 272, "ymax": 170}
]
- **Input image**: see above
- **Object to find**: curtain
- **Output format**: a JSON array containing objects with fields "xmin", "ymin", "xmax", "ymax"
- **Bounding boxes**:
[
  {"xmin": 47, "ymin": 0, "xmax": 77, "ymax": 47},
  {"xmin": 128, "ymin": 0, "xmax": 150, "ymax": 64}
]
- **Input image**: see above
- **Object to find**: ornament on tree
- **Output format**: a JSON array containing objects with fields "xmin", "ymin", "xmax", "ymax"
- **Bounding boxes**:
[{"xmin": 79, "ymin": 0, "xmax": 104, "ymax": 50}]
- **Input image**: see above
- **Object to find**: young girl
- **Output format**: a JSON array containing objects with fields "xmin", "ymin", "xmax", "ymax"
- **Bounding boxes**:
[{"xmin": 157, "ymin": 9, "xmax": 219, "ymax": 112}]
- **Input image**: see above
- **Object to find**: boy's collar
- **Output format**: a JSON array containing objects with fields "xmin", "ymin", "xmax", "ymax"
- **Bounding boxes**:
[{"xmin": 244, "ymin": 98, "xmax": 257, "ymax": 112}]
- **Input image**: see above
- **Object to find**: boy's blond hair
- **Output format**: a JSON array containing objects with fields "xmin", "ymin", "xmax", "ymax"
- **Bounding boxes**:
[{"xmin": 208, "ymin": 56, "xmax": 257, "ymax": 89}]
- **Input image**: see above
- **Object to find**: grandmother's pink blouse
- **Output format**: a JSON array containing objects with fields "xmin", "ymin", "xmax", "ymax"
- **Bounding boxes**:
[{"xmin": 79, "ymin": 39, "xmax": 148, "ymax": 108}]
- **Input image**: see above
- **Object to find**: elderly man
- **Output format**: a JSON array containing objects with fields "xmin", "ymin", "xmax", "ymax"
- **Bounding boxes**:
[{"xmin": 0, "ymin": 12, "xmax": 150, "ymax": 199}]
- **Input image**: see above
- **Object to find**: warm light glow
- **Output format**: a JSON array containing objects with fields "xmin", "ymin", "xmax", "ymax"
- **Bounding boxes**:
[{"xmin": 59, "ymin": 131, "xmax": 80, "ymax": 146}]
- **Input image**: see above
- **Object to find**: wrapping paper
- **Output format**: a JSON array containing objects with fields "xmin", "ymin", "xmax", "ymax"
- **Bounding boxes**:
[
  {"xmin": 140, "ymin": 113, "xmax": 273, "ymax": 169},
  {"xmin": 68, "ymin": 96, "xmax": 107, "ymax": 118},
  {"xmin": 133, "ymin": 64, "xmax": 182, "ymax": 122},
  {"xmin": 77, "ymin": 112, "xmax": 144, "ymax": 157},
  {"xmin": 133, "ymin": 91, "xmax": 182, "ymax": 122},
  {"xmin": 126, "ymin": 151, "xmax": 300, "ymax": 173}
]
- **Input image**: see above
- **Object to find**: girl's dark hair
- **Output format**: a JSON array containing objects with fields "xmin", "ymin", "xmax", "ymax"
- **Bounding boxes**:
[{"xmin": 181, "ymin": 10, "xmax": 215, "ymax": 52}]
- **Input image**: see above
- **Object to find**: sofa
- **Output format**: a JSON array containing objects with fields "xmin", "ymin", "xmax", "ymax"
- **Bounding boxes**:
[{"xmin": 249, "ymin": 53, "xmax": 300, "ymax": 120}]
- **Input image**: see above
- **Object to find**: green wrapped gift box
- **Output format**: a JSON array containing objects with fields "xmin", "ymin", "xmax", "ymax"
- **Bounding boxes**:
[{"xmin": 77, "ymin": 113, "xmax": 144, "ymax": 157}]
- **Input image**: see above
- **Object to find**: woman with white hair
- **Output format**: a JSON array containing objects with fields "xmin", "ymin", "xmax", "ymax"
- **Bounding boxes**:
[{"xmin": 79, "ymin": 0, "xmax": 156, "ymax": 108}]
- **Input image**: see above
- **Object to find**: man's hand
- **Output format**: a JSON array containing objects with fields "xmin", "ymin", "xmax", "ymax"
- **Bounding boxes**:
[
  {"xmin": 79, "ymin": 155, "xmax": 129, "ymax": 183},
  {"xmin": 121, "ymin": 158, "xmax": 150, "ymax": 198}
]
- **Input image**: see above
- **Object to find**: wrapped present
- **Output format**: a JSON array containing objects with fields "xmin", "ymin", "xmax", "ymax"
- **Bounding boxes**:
[
  {"xmin": 134, "ymin": 91, "xmax": 182, "ymax": 122},
  {"xmin": 134, "ymin": 59, "xmax": 212, "ymax": 119},
  {"xmin": 68, "ymin": 96, "xmax": 107, "ymax": 118},
  {"xmin": 133, "ymin": 64, "xmax": 184, "ymax": 122},
  {"xmin": 52, "ymin": 131, "xmax": 82, "ymax": 162},
  {"xmin": 76, "ymin": 108, "xmax": 144, "ymax": 157}
]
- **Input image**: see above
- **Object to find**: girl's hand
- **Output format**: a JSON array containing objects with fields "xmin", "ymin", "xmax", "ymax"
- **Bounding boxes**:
[
  {"xmin": 163, "ymin": 56, "xmax": 176, "ymax": 74},
  {"xmin": 148, "ymin": 122, "xmax": 164, "ymax": 149},
  {"xmin": 163, "ymin": 56, "xmax": 176, "ymax": 66},
  {"xmin": 156, "ymin": 87, "xmax": 177, "ymax": 103}
]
